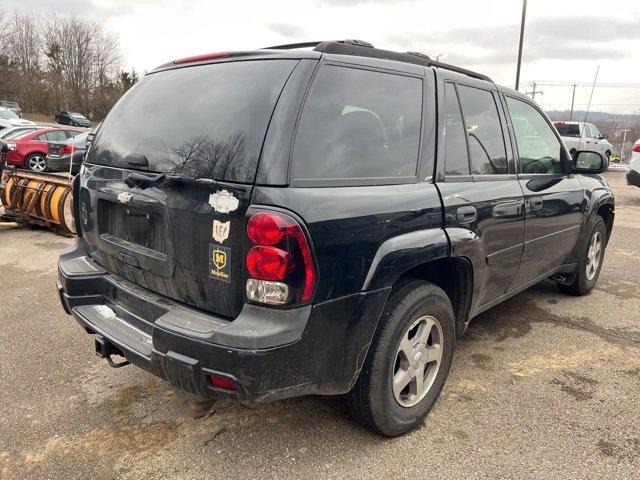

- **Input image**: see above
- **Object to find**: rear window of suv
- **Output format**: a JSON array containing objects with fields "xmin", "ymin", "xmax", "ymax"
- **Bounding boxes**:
[
  {"xmin": 554, "ymin": 123, "xmax": 580, "ymax": 137},
  {"xmin": 292, "ymin": 65, "xmax": 422, "ymax": 185},
  {"xmin": 87, "ymin": 59, "xmax": 298, "ymax": 183}
]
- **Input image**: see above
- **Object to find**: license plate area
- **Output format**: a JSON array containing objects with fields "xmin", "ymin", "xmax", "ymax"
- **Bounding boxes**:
[{"xmin": 98, "ymin": 200, "xmax": 166, "ymax": 255}]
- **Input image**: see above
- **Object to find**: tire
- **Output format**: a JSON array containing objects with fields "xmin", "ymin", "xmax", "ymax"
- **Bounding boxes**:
[
  {"xmin": 346, "ymin": 280, "xmax": 455, "ymax": 436},
  {"xmin": 25, "ymin": 153, "xmax": 48, "ymax": 172},
  {"xmin": 558, "ymin": 216, "xmax": 607, "ymax": 296}
]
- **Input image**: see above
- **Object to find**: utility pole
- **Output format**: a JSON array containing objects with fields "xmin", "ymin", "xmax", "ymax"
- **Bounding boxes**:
[
  {"xmin": 525, "ymin": 82, "xmax": 542, "ymax": 101},
  {"xmin": 621, "ymin": 129, "xmax": 631, "ymax": 162},
  {"xmin": 515, "ymin": 0, "xmax": 528, "ymax": 90},
  {"xmin": 569, "ymin": 83, "xmax": 579, "ymax": 121}
]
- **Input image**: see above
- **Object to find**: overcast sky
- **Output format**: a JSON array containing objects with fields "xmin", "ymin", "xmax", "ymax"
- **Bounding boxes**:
[{"xmin": 6, "ymin": 0, "xmax": 640, "ymax": 113}]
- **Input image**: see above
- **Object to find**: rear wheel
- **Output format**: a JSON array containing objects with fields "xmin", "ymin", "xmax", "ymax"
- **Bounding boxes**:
[
  {"xmin": 346, "ymin": 280, "xmax": 455, "ymax": 436},
  {"xmin": 558, "ymin": 216, "xmax": 606, "ymax": 295},
  {"xmin": 26, "ymin": 153, "xmax": 47, "ymax": 172}
]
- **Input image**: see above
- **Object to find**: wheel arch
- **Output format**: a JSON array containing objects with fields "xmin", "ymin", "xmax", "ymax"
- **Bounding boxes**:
[
  {"xmin": 394, "ymin": 256, "xmax": 474, "ymax": 336},
  {"xmin": 361, "ymin": 228, "xmax": 474, "ymax": 336}
]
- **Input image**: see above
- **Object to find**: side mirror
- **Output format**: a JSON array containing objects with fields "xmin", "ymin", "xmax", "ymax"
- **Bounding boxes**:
[
  {"xmin": 573, "ymin": 150, "xmax": 607, "ymax": 174},
  {"xmin": 0, "ymin": 139, "xmax": 8, "ymax": 154},
  {"xmin": 600, "ymin": 133, "xmax": 609, "ymax": 140}
]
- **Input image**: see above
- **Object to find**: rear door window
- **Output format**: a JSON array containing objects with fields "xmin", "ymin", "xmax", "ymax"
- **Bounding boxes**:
[
  {"xmin": 444, "ymin": 83, "xmax": 470, "ymax": 175},
  {"xmin": 87, "ymin": 60, "xmax": 298, "ymax": 183},
  {"xmin": 46, "ymin": 131, "xmax": 68, "ymax": 142},
  {"xmin": 292, "ymin": 65, "xmax": 422, "ymax": 184},
  {"xmin": 457, "ymin": 85, "xmax": 507, "ymax": 175}
]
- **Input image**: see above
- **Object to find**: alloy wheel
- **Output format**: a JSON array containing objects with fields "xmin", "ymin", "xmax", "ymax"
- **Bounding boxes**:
[
  {"xmin": 28, "ymin": 154, "xmax": 47, "ymax": 172},
  {"xmin": 392, "ymin": 315, "xmax": 443, "ymax": 408},
  {"xmin": 586, "ymin": 231, "xmax": 602, "ymax": 281}
]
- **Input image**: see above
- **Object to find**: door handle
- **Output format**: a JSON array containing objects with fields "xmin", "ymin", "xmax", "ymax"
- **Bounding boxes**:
[
  {"xmin": 529, "ymin": 197, "xmax": 543, "ymax": 210},
  {"xmin": 456, "ymin": 205, "xmax": 477, "ymax": 223}
]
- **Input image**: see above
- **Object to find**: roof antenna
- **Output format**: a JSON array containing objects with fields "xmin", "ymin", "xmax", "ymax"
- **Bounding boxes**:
[{"xmin": 578, "ymin": 65, "xmax": 600, "ymax": 151}]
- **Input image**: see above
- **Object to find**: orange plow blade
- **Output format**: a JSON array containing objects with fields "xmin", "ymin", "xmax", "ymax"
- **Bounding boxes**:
[{"xmin": 0, "ymin": 169, "xmax": 75, "ymax": 236}]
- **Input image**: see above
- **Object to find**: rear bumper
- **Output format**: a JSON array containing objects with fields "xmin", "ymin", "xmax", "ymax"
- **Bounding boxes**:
[
  {"xmin": 57, "ymin": 240, "xmax": 389, "ymax": 403},
  {"xmin": 47, "ymin": 155, "xmax": 77, "ymax": 172},
  {"xmin": 627, "ymin": 168, "xmax": 640, "ymax": 188}
]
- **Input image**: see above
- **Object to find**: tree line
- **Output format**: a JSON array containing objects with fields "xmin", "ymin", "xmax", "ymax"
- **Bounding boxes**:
[{"xmin": 0, "ymin": 10, "xmax": 138, "ymax": 121}]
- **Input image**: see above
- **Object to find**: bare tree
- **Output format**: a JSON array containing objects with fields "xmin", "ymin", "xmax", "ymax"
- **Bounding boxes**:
[{"xmin": 0, "ymin": 11, "xmax": 132, "ymax": 120}]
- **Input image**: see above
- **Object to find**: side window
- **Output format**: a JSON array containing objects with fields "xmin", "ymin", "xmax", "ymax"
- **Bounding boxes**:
[
  {"xmin": 456, "ymin": 85, "xmax": 507, "ymax": 175},
  {"xmin": 46, "ymin": 131, "xmax": 68, "ymax": 142},
  {"xmin": 444, "ymin": 83, "xmax": 470, "ymax": 175},
  {"xmin": 590, "ymin": 125, "xmax": 601, "ymax": 139},
  {"xmin": 505, "ymin": 96, "xmax": 564, "ymax": 174},
  {"xmin": 35, "ymin": 133, "xmax": 48, "ymax": 141},
  {"xmin": 583, "ymin": 124, "xmax": 592, "ymax": 138},
  {"xmin": 292, "ymin": 65, "xmax": 422, "ymax": 182}
]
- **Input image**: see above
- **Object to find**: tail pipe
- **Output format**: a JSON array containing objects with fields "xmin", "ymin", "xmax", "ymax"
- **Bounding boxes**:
[{"xmin": 0, "ymin": 169, "xmax": 76, "ymax": 236}]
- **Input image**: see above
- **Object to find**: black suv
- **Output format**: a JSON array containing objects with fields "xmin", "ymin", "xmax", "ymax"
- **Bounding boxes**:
[{"xmin": 57, "ymin": 41, "xmax": 614, "ymax": 436}]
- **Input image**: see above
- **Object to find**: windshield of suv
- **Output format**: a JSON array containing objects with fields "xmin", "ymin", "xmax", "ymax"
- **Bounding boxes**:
[
  {"xmin": 555, "ymin": 123, "xmax": 580, "ymax": 137},
  {"xmin": 88, "ymin": 59, "xmax": 298, "ymax": 183},
  {"xmin": 0, "ymin": 109, "xmax": 19, "ymax": 119}
]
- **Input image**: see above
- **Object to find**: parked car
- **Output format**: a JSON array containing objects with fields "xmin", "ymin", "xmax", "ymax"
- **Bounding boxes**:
[
  {"xmin": 627, "ymin": 139, "xmax": 640, "ymax": 187},
  {"xmin": 0, "ymin": 125, "xmax": 40, "ymax": 140},
  {"xmin": 57, "ymin": 41, "xmax": 614, "ymax": 436},
  {"xmin": 5, "ymin": 127, "xmax": 83, "ymax": 171},
  {"xmin": 55, "ymin": 111, "xmax": 91, "ymax": 128},
  {"xmin": 0, "ymin": 107, "xmax": 35, "ymax": 131},
  {"xmin": 0, "ymin": 100, "xmax": 23, "ymax": 117},
  {"xmin": 554, "ymin": 121, "xmax": 614, "ymax": 160},
  {"xmin": 46, "ymin": 131, "xmax": 89, "ymax": 173}
]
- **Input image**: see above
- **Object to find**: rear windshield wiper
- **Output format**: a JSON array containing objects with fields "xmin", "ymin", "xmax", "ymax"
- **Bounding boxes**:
[
  {"xmin": 123, "ymin": 171, "xmax": 223, "ymax": 189},
  {"xmin": 124, "ymin": 171, "xmax": 166, "ymax": 189},
  {"xmin": 162, "ymin": 174, "xmax": 221, "ymax": 187}
]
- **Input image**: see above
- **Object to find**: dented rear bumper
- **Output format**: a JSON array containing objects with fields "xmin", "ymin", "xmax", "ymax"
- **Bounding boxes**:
[{"xmin": 57, "ymin": 240, "xmax": 389, "ymax": 403}]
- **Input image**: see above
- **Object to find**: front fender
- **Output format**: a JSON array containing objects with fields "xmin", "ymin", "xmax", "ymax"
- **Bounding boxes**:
[
  {"xmin": 362, "ymin": 228, "xmax": 450, "ymax": 291},
  {"xmin": 565, "ymin": 186, "xmax": 614, "ymax": 264},
  {"xmin": 586, "ymin": 187, "xmax": 615, "ymax": 226}
]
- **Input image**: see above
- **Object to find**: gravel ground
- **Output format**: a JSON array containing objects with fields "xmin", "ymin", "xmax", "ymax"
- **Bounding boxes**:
[{"xmin": 1, "ymin": 171, "xmax": 638, "ymax": 479}]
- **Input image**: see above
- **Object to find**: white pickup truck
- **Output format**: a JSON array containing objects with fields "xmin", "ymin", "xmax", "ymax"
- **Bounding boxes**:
[{"xmin": 553, "ymin": 121, "xmax": 614, "ymax": 160}]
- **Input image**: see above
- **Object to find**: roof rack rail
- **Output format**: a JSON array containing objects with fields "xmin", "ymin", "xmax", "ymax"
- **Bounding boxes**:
[
  {"xmin": 261, "ymin": 40, "xmax": 492, "ymax": 83},
  {"xmin": 263, "ymin": 39, "xmax": 374, "ymax": 50},
  {"xmin": 404, "ymin": 51, "xmax": 493, "ymax": 82}
]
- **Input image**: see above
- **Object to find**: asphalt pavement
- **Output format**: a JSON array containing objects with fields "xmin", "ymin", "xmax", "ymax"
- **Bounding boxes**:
[{"xmin": 1, "ymin": 171, "xmax": 638, "ymax": 479}]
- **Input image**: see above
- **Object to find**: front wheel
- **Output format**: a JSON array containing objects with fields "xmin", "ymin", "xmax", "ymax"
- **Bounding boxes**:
[
  {"xmin": 558, "ymin": 216, "xmax": 607, "ymax": 296},
  {"xmin": 25, "ymin": 153, "xmax": 48, "ymax": 172},
  {"xmin": 346, "ymin": 280, "xmax": 455, "ymax": 436}
]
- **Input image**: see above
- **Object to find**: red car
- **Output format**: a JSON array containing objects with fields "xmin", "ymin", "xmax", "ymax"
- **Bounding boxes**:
[{"xmin": 6, "ymin": 127, "xmax": 83, "ymax": 172}]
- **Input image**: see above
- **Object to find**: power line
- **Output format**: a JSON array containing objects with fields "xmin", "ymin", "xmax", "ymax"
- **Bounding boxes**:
[{"xmin": 524, "ymin": 81, "xmax": 640, "ymax": 88}]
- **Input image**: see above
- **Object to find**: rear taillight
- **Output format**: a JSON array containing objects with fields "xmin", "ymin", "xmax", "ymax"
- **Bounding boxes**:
[
  {"xmin": 633, "ymin": 143, "xmax": 640, "ymax": 153},
  {"xmin": 61, "ymin": 144, "xmax": 73, "ymax": 154},
  {"xmin": 245, "ymin": 211, "xmax": 316, "ymax": 306}
]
